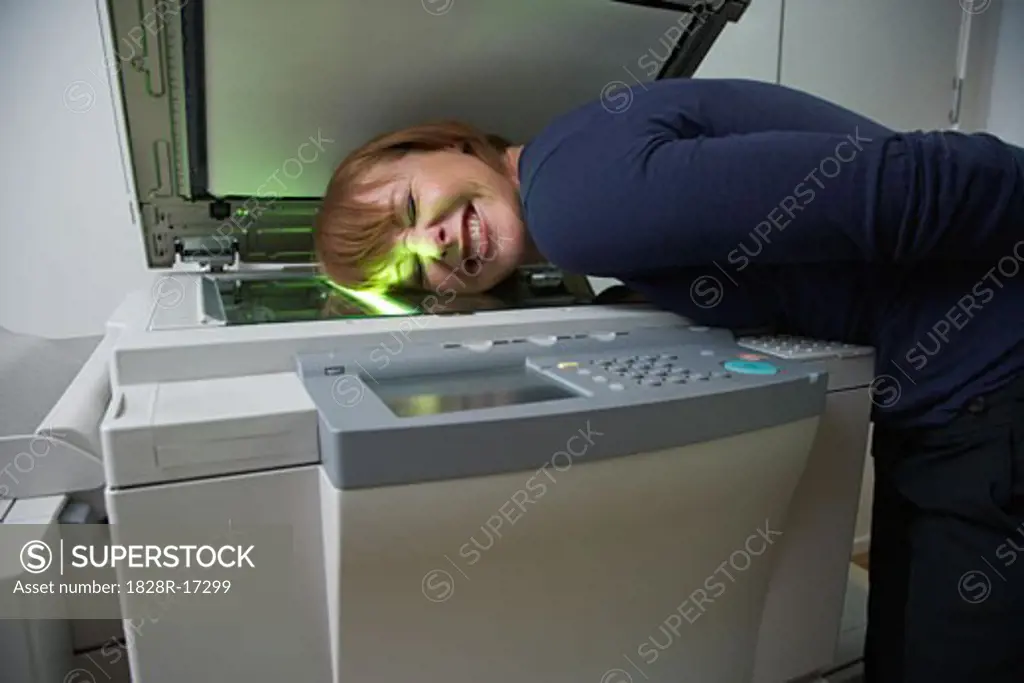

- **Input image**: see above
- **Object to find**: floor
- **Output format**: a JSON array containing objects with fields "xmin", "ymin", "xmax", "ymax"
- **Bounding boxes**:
[
  {"xmin": 70, "ymin": 561, "xmax": 870, "ymax": 683},
  {"xmin": 826, "ymin": 663, "xmax": 866, "ymax": 683}
]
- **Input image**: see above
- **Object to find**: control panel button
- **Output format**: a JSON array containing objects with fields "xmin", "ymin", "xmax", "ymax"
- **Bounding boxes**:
[
  {"xmin": 527, "ymin": 335, "xmax": 558, "ymax": 346},
  {"xmin": 590, "ymin": 332, "xmax": 617, "ymax": 342},
  {"xmin": 608, "ymin": 382, "xmax": 624, "ymax": 391},
  {"xmin": 593, "ymin": 376, "xmax": 608, "ymax": 383},
  {"xmin": 700, "ymin": 349, "xmax": 714, "ymax": 356},
  {"xmin": 723, "ymin": 360, "xmax": 779, "ymax": 375}
]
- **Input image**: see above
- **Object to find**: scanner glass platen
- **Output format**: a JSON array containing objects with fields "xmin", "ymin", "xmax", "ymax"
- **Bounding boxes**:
[{"xmin": 206, "ymin": 268, "xmax": 595, "ymax": 325}]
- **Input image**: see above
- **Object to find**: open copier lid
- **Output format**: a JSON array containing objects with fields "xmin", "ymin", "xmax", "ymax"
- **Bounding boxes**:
[{"xmin": 108, "ymin": 0, "xmax": 749, "ymax": 321}]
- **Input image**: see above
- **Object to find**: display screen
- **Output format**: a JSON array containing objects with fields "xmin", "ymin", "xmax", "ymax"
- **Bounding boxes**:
[{"xmin": 374, "ymin": 366, "xmax": 577, "ymax": 418}]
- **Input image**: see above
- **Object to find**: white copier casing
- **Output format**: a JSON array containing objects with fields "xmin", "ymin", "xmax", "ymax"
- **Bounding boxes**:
[{"xmin": 0, "ymin": 0, "xmax": 875, "ymax": 681}]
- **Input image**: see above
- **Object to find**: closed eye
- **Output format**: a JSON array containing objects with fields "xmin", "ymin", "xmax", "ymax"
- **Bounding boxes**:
[
  {"xmin": 406, "ymin": 192, "xmax": 417, "ymax": 225},
  {"xmin": 400, "ymin": 188, "xmax": 455, "ymax": 289}
]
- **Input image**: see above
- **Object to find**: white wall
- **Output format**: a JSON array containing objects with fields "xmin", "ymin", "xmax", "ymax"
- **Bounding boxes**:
[
  {"xmin": 0, "ymin": 0, "xmax": 149, "ymax": 339},
  {"xmin": 985, "ymin": 1, "xmax": 1024, "ymax": 145}
]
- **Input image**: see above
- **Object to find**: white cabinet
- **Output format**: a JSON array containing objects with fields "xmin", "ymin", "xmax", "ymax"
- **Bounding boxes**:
[{"xmin": 779, "ymin": 0, "xmax": 966, "ymax": 130}]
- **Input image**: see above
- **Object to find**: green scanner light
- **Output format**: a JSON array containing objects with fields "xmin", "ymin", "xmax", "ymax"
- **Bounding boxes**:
[{"xmin": 321, "ymin": 279, "xmax": 418, "ymax": 316}]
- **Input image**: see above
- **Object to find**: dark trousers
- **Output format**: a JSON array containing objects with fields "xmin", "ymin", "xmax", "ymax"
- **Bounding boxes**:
[{"xmin": 865, "ymin": 376, "xmax": 1024, "ymax": 682}]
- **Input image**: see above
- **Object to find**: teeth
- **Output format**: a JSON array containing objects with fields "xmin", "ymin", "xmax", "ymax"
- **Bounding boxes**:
[{"xmin": 468, "ymin": 211, "xmax": 481, "ymax": 256}]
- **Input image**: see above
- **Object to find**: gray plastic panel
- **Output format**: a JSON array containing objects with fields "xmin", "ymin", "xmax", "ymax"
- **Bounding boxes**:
[
  {"xmin": 737, "ymin": 335, "xmax": 874, "ymax": 361},
  {"xmin": 297, "ymin": 328, "xmax": 828, "ymax": 489}
]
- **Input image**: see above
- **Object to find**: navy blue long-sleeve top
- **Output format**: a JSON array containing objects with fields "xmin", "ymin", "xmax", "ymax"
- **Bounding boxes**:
[{"xmin": 519, "ymin": 78, "xmax": 1024, "ymax": 428}]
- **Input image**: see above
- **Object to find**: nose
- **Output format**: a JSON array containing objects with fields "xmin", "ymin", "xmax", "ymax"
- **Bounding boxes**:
[
  {"xmin": 426, "ymin": 223, "xmax": 452, "ymax": 248},
  {"xmin": 420, "ymin": 212, "xmax": 461, "ymax": 260}
]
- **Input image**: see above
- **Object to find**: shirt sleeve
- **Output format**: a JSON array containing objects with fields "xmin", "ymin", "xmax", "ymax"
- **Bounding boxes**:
[
  {"xmin": 524, "ymin": 125, "xmax": 1024, "ymax": 279},
  {"xmin": 623, "ymin": 267, "xmax": 785, "ymax": 332},
  {"xmin": 646, "ymin": 78, "xmax": 894, "ymax": 139}
]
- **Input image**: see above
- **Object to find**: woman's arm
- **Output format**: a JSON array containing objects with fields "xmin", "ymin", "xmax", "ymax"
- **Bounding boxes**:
[
  {"xmin": 623, "ymin": 266, "xmax": 786, "ymax": 332},
  {"xmin": 638, "ymin": 78, "xmax": 894, "ymax": 139},
  {"xmin": 523, "ymin": 125, "xmax": 1024, "ymax": 278}
]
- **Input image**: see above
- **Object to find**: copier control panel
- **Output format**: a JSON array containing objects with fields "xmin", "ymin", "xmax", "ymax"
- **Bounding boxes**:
[{"xmin": 296, "ymin": 327, "xmax": 829, "ymax": 490}]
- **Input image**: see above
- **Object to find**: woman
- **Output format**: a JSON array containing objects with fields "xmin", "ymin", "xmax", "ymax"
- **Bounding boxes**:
[{"xmin": 314, "ymin": 77, "xmax": 1024, "ymax": 682}]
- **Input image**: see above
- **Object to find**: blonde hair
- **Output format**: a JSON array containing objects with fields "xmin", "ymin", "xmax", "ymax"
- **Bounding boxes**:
[{"xmin": 313, "ymin": 121, "xmax": 511, "ymax": 290}]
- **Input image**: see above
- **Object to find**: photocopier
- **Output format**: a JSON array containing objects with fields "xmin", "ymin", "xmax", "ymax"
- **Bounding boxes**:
[{"xmin": 1, "ymin": 1, "xmax": 876, "ymax": 681}]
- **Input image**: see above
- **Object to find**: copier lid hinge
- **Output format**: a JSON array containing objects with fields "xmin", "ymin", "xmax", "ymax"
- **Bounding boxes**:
[
  {"xmin": 174, "ymin": 236, "xmax": 240, "ymax": 272},
  {"xmin": 619, "ymin": 0, "xmax": 750, "ymax": 80}
]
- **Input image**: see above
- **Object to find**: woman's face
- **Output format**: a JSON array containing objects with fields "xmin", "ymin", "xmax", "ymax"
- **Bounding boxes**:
[{"xmin": 359, "ymin": 148, "xmax": 530, "ymax": 294}]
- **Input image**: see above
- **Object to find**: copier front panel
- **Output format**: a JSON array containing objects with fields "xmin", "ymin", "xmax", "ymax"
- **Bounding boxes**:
[{"xmin": 293, "ymin": 327, "xmax": 829, "ymax": 682}]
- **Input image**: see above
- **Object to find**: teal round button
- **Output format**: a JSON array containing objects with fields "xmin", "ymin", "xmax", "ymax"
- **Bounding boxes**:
[{"xmin": 723, "ymin": 360, "xmax": 779, "ymax": 375}]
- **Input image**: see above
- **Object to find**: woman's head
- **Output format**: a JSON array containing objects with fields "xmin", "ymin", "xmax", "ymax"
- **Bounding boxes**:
[{"xmin": 314, "ymin": 121, "xmax": 536, "ymax": 295}]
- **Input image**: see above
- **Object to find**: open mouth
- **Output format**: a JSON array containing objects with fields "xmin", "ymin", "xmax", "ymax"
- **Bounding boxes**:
[{"xmin": 461, "ymin": 202, "xmax": 489, "ymax": 272}]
